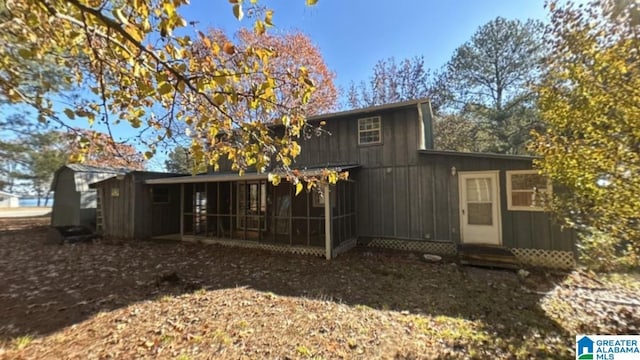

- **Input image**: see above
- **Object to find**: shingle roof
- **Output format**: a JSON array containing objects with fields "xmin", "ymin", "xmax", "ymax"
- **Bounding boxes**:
[
  {"xmin": 64, "ymin": 164, "xmax": 128, "ymax": 174},
  {"xmin": 51, "ymin": 164, "xmax": 133, "ymax": 192}
]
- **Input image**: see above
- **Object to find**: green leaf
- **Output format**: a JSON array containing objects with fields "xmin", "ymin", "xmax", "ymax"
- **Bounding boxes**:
[
  {"xmin": 213, "ymin": 93, "xmax": 225, "ymax": 106},
  {"xmin": 18, "ymin": 49, "xmax": 33, "ymax": 59},
  {"xmin": 158, "ymin": 82, "xmax": 172, "ymax": 95},
  {"xmin": 63, "ymin": 108, "xmax": 75, "ymax": 120},
  {"xmin": 233, "ymin": 4, "xmax": 243, "ymax": 20},
  {"xmin": 130, "ymin": 118, "xmax": 142, "ymax": 128}
]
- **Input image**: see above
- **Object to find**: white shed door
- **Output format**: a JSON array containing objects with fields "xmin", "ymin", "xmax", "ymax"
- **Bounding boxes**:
[{"xmin": 459, "ymin": 171, "xmax": 501, "ymax": 245}]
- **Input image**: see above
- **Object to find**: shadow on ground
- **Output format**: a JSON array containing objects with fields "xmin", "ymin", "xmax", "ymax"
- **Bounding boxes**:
[{"xmin": 0, "ymin": 218, "xmax": 573, "ymax": 358}]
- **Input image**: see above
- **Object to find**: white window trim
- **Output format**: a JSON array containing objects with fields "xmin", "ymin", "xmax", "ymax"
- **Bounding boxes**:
[
  {"xmin": 357, "ymin": 116, "xmax": 382, "ymax": 145},
  {"xmin": 506, "ymin": 170, "xmax": 552, "ymax": 212}
]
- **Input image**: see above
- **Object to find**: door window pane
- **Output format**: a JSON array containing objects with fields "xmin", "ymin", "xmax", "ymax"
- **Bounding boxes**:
[
  {"xmin": 468, "ymin": 203, "xmax": 493, "ymax": 225},
  {"xmin": 466, "ymin": 178, "xmax": 491, "ymax": 202}
]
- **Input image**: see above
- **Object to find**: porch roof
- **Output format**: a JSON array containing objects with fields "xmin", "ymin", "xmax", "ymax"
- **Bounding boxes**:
[{"xmin": 144, "ymin": 164, "xmax": 360, "ymax": 185}]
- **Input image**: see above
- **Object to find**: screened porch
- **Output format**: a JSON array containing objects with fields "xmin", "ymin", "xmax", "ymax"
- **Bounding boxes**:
[{"xmin": 147, "ymin": 173, "xmax": 357, "ymax": 259}]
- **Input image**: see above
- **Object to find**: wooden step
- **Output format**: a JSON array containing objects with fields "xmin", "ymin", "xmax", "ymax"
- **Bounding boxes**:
[{"xmin": 458, "ymin": 244, "xmax": 521, "ymax": 269}]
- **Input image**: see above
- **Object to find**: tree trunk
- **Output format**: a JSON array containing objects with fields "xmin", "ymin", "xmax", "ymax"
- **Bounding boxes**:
[{"xmin": 44, "ymin": 190, "xmax": 51, "ymax": 207}]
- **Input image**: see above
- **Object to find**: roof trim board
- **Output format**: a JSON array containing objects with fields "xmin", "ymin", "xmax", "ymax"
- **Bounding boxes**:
[{"xmin": 145, "ymin": 165, "xmax": 360, "ymax": 185}]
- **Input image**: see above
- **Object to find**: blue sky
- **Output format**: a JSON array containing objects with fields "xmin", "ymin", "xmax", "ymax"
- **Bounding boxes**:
[
  {"xmin": 180, "ymin": 0, "xmax": 550, "ymax": 94},
  {"xmin": 125, "ymin": 1, "xmax": 554, "ymax": 169},
  {"xmin": 3, "ymin": 1, "xmax": 555, "ymax": 172}
]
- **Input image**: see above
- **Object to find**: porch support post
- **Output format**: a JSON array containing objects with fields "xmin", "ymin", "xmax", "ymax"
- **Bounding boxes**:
[
  {"xmin": 324, "ymin": 183, "xmax": 333, "ymax": 260},
  {"xmin": 180, "ymin": 183, "xmax": 184, "ymax": 240}
]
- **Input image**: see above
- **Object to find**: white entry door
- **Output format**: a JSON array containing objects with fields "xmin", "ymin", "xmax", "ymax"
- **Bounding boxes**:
[{"xmin": 459, "ymin": 171, "xmax": 501, "ymax": 245}]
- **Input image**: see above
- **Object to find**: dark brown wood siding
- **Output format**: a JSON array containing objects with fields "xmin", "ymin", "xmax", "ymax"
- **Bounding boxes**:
[
  {"xmin": 150, "ymin": 185, "xmax": 181, "ymax": 237},
  {"xmin": 209, "ymin": 103, "xmax": 573, "ymax": 251},
  {"xmin": 98, "ymin": 176, "xmax": 135, "ymax": 238},
  {"xmin": 132, "ymin": 173, "xmax": 182, "ymax": 238},
  {"xmin": 295, "ymin": 106, "xmax": 423, "ymax": 168},
  {"xmin": 354, "ymin": 152, "xmax": 575, "ymax": 251},
  {"xmin": 96, "ymin": 172, "xmax": 183, "ymax": 239}
]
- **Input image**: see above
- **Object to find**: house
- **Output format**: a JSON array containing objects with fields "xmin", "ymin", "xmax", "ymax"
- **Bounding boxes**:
[
  {"xmin": 92, "ymin": 99, "xmax": 576, "ymax": 268},
  {"xmin": 0, "ymin": 191, "xmax": 20, "ymax": 208},
  {"xmin": 50, "ymin": 164, "xmax": 128, "ymax": 228}
]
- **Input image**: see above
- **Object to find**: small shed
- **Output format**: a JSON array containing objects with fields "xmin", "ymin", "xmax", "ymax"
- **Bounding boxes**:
[
  {"xmin": 0, "ymin": 191, "xmax": 20, "ymax": 208},
  {"xmin": 50, "ymin": 164, "xmax": 127, "ymax": 228},
  {"xmin": 89, "ymin": 171, "xmax": 186, "ymax": 239}
]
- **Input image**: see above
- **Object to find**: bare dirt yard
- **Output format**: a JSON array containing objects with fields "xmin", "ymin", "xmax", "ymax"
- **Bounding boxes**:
[{"xmin": 0, "ymin": 217, "xmax": 638, "ymax": 359}]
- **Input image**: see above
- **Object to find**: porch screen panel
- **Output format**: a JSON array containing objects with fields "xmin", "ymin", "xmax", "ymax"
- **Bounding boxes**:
[
  {"xmin": 183, "ymin": 183, "xmax": 194, "ymax": 211},
  {"xmin": 274, "ymin": 182, "xmax": 290, "ymax": 244},
  {"xmin": 183, "ymin": 183, "xmax": 194, "ymax": 235},
  {"xmin": 289, "ymin": 186, "xmax": 309, "ymax": 245},
  {"xmin": 196, "ymin": 184, "xmax": 207, "ymax": 235}
]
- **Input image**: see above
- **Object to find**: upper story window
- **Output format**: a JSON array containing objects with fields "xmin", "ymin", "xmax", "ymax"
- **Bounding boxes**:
[
  {"xmin": 506, "ymin": 170, "xmax": 552, "ymax": 211},
  {"xmin": 358, "ymin": 116, "xmax": 382, "ymax": 145}
]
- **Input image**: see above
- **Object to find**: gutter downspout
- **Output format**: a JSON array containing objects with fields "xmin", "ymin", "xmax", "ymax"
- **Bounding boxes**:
[
  {"xmin": 417, "ymin": 103, "xmax": 426, "ymax": 150},
  {"xmin": 180, "ymin": 183, "xmax": 184, "ymax": 240}
]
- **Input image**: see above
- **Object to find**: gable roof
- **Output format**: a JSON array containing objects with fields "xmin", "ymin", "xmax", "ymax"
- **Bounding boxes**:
[
  {"xmin": 51, "ymin": 164, "xmax": 132, "ymax": 192},
  {"xmin": 307, "ymin": 98, "xmax": 431, "ymax": 121},
  {"xmin": 63, "ymin": 163, "xmax": 128, "ymax": 173},
  {"xmin": 264, "ymin": 98, "xmax": 431, "ymax": 129},
  {"xmin": 88, "ymin": 170, "xmax": 189, "ymax": 188}
]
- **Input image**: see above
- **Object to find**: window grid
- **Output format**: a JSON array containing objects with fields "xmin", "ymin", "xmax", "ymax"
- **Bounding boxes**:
[
  {"xmin": 358, "ymin": 116, "xmax": 381, "ymax": 145},
  {"xmin": 506, "ymin": 170, "xmax": 552, "ymax": 211}
]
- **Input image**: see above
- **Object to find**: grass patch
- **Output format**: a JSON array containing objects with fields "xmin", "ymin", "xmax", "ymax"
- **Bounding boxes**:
[
  {"xmin": 12, "ymin": 335, "xmax": 34, "ymax": 350},
  {"xmin": 296, "ymin": 344, "xmax": 314, "ymax": 357}
]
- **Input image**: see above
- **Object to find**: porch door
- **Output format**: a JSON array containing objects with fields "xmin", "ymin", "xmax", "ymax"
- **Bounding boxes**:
[
  {"xmin": 237, "ymin": 182, "xmax": 267, "ymax": 230},
  {"xmin": 459, "ymin": 171, "xmax": 501, "ymax": 245}
]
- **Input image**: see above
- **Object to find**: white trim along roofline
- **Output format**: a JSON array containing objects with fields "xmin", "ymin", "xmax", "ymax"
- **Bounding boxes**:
[
  {"xmin": 145, "ymin": 165, "xmax": 360, "ymax": 185},
  {"xmin": 306, "ymin": 98, "xmax": 431, "ymax": 122}
]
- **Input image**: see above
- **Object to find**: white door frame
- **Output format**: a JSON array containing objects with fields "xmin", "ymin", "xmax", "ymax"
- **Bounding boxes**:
[{"xmin": 458, "ymin": 170, "xmax": 502, "ymax": 245}]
